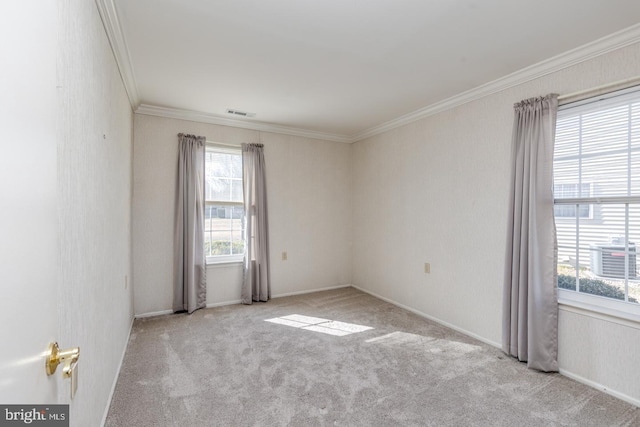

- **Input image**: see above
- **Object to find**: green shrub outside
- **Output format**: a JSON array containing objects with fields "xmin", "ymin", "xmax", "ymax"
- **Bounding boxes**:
[
  {"xmin": 557, "ymin": 274, "xmax": 638, "ymax": 303},
  {"xmin": 206, "ymin": 241, "xmax": 245, "ymax": 256}
]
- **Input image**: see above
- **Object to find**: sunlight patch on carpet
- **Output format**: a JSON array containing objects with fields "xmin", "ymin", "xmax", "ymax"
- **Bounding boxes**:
[
  {"xmin": 366, "ymin": 331, "xmax": 481, "ymax": 354},
  {"xmin": 265, "ymin": 314, "xmax": 373, "ymax": 336}
]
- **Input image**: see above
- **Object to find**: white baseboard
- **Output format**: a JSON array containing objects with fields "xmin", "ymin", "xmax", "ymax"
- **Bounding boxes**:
[
  {"xmin": 206, "ymin": 300, "xmax": 241, "ymax": 308},
  {"xmin": 272, "ymin": 284, "xmax": 351, "ymax": 299},
  {"xmin": 135, "ymin": 302, "xmax": 242, "ymax": 317},
  {"xmin": 206, "ymin": 284, "xmax": 352, "ymax": 306},
  {"xmin": 134, "ymin": 309, "xmax": 173, "ymax": 319},
  {"xmin": 100, "ymin": 315, "xmax": 135, "ymax": 427},
  {"xmin": 134, "ymin": 284, "xmax": 353, "ymax": 317},
  {"xmin": 350, "ymin": 284, "xmax": 502, "ymax": 349},
  {"xmin": 559, "ymin": 368, "xmax": 640, "ymax": 408}
]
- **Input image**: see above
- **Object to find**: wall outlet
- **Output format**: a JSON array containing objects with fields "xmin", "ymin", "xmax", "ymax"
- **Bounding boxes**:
[
  {"xmin": 424, "ymin": 263, "xmax": 431, "ymax": 274},
  {"xmin": 282, "ymin": 251, "xmax": 287, "ymax": 261}
]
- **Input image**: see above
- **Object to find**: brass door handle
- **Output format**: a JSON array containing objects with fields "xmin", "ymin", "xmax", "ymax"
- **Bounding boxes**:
[
  {"xmin": 45, "ymin": 342, "xmax": 79, "ymax": 377},
  {"xmin": 46, "ymin": 342, "xmax": 80, "ymax": 398}
]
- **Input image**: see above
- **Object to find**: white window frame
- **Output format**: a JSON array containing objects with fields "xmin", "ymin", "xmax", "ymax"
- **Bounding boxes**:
[
  {"xmin": 553, "ymin": 183, "xmax": 593, "ymax": 219},
  {"xmin": 204, "ymin": 144, "xmax": 244, "ymax": 265},
  {"xmin": 554, "ymin": 85, "xmax": 640, "ymax": 322}
]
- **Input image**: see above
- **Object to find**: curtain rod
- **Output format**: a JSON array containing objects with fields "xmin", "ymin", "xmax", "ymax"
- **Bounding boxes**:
[
  {"xmin": 558, "ymin": 76, "xmax": 640, "ymax": 105},
  {"xmin": 206, "ymin": 141, "xmax": 241, "ymax": 148},
  {"xmin": 176, "ymin": 134, "xmax": 241, "ymax": 148}
]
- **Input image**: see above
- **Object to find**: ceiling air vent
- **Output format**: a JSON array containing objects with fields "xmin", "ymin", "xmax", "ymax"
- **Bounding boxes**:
[{"xmin": 226, "ymin": 109, "xmax": 256, "ymax": 118}]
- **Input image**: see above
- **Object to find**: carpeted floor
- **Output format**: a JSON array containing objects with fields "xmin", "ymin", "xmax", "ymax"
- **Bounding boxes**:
[{"xmin": 105, "ymin": 287, "xmax": 639, "ymax": 426}]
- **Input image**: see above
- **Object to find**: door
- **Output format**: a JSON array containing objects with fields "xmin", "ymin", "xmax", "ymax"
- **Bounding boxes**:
[{"xmin": 0, "ymin": 1, "xmax": 61, "ymax": 403}]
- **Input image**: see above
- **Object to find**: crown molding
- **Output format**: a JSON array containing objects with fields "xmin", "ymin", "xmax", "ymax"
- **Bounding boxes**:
[
  {"xmin": 351, "ymin": 23, "xmax": 640, "ymax": 142},
  {"xmin": 95, "ymin": 0, "xmax": 640, "ymax": 144},
  {"xmin": 135, "ymin": 104, "xmax": 352, "ymax": 143},
  {"xmin": 95, "ymin": 0, "xmax": 140, "ymax": 108}
]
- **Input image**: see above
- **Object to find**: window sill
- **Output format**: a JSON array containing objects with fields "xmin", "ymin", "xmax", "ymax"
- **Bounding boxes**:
[
  {"xmin": 206, "ymin": 257, "xmax": 243, "ymax": 267},
  {"xmin": 558, "ymin": 288, "xmax": 640, "ymax": 329}
]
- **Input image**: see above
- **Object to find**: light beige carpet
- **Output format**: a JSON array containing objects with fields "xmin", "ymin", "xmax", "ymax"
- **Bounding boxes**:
[{"xmin": 105, "ymin": 287, "xmax": 639, "ymax": 426}]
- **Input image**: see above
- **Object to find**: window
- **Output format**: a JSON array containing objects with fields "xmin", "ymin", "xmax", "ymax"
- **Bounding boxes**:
[
  {"xmin": 204, "ymin": 146, "xmax": 244, "ymax": 263},
  {"xmin": 554, "ymin": 86, "xmax": 640, "ymax": 316},
  {"xmin": 553, "ymin": 183, "xmax": 592, "ymax": 218}
]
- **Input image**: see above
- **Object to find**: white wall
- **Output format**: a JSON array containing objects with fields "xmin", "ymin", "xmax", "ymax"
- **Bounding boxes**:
[
  {"xmin": 0, "ymin": 0, "xmax": 58, "ymax": 405},
  {"xmin": 132, "ymin": 114, "xmax": 352, "ymax": 315},
  {"xmin": 351, "ymin": 42, "xmax": 640, "ymax": 403},
  {"xmin": 559, "ymin": 309, "xmax": 640, "ymax": 404},
  {"xmin": 58, "ymin": 0, "xmax": 133, "ymax": 425}
]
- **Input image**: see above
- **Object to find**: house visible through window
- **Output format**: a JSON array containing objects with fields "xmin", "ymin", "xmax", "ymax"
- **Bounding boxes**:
[
  {"xmin": 553, "ymin": 183, "xmax": 592, "ymax": 218},
  {"xmin": 553, "ymin": 85, "xmax": 640, "ymax": 313},
  {"xmin": 204, "ymin": 145, "xmax": 244, "ymax": 263}
]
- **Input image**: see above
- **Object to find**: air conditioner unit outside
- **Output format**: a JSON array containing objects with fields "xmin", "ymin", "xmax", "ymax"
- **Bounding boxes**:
[{"xmin": 589, "ymin": 243, "xmax": 637, "ymax": 279}]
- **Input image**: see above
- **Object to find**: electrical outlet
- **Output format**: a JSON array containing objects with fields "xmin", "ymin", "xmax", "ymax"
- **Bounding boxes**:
[
  {"xmin": 282, "ymin": 251, "xmax": 287, "ymax": 261},
  {"xmin": 424, "ymin": 263, "xmax": 431, "ymax": 274}
]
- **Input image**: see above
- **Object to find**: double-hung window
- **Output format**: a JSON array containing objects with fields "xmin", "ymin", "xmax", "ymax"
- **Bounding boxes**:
[
  {"xmin": 204, "ymin": 145, "xmax": 245, "ymax": 263},
  {"xmin": 553, "ymin": 183, "xmax": 592, "ymax": 218},
  {"xmin": 554, "ymin": 86, "xmax": 640, "ymax": 317}
]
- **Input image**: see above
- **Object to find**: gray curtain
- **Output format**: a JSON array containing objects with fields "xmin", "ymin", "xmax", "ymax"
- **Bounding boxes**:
[
  {"xmin": 173, "ymin": 133, "xmax": 207, "ymax": 313},
  {"xmin": 241, "ymin": 143, "xmax": 270, "ymax": 304},
  {"xmin": 502, "ymin": 94, "xmax": 559, "ymax": 372}
]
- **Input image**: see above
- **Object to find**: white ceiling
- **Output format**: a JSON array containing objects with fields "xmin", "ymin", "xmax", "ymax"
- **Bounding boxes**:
[{"xmin": 110, "ymin": 0, "xmax": 640, "ymax": 141}]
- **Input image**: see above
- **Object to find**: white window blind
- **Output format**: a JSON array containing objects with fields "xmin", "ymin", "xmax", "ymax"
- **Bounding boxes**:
[
  {"xmin": 554, "ymin": 85, "xmax": 640, "ymax": 311},
  {"xmin": 553, "ymin": 183, "xmax": 592, "ymax": 218}
]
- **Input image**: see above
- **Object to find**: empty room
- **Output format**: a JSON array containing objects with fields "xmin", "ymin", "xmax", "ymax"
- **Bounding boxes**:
[{"xmin": 2, "ymin": 1, "xmax": 640, "ymax": 426}]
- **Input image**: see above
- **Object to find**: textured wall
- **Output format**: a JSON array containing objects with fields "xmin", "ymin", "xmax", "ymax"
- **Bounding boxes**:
[
  {"xmin": 57, "ymin": 0, "xmax": 133, "ymax": 425},
  {"xmin": 352, "ymin": 42, "xmax": 640, "ymax": 402},
  {"xmin": 559, "ymin": 309, "xmax": 640, "ymax": 403},
  {"xmin": 132, "ymin": 114, "xmax": 352, "ymax": 315},
  {"xmin": 0, "ymin": 0, "xmax": 58, "ymax": 405}
]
